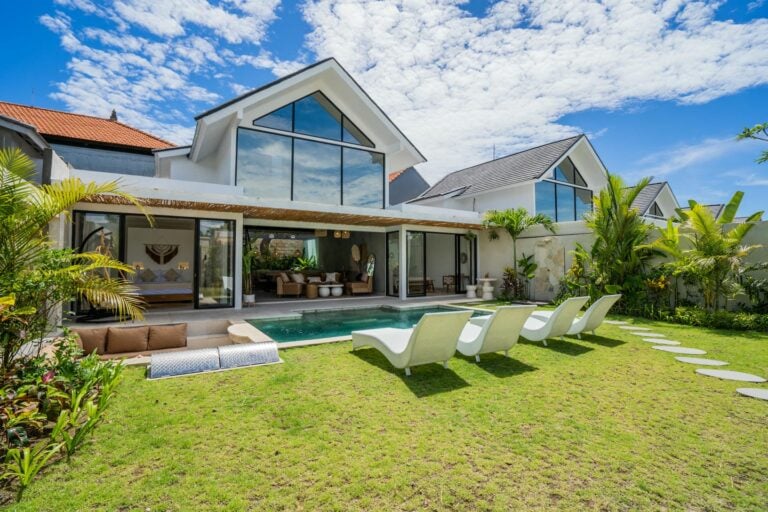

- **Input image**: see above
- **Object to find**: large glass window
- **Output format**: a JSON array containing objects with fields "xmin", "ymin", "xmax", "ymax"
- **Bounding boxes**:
[
  {"xmin": 556, "ymin": 184, "xmax": 575, "ymax": 222},
  {"xmin": 406, "ymin": 232, "xmax": 426, "ymax": 297},
  {"xmin": 294, "ymin": 92, "xmax": 343, "ymax": 140},
  {"xmin": 576, "ymin": 189, "xmax": 592, "ymax": 220},
  {"xmin": 343, "ymin": 148, "xmax": 384, "ymax": 208},
  {"xmin": 236, "ymin": 130, "xmax": 292, "ymax": 199},
  {"xmin": 293, "ymin": 139, "xmax": 341, "ymax": 205},
  {"xmin": 242, "ymin": 91, "xmax": 384, "ymax": 208},
  {"xmin": 252, "ymin": 91, "xmax": 375, "ymax": 148},
  {"xmin": 536, "ymin": 157, "xmax": 593, "ymax": 222},
  {"xmin": 342, "ymin": 117, "xmax": 374, "ymax": 148},
  {"xmin": 535, "ymin": 181, "xmax": 556, "ymax": 220}
]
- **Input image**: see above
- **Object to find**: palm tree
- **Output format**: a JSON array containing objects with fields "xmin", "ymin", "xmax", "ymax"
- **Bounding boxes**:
[
  {"xmin": 582, "ymin": 174, "xmax": 654, "ymax": 303},
  {"xmin": 645, "ymin": 191, "xmax": 763, "ymax": 310},
  {"xmin": 482, "ymin": 208, "xmax": 556, "ymax": 276},
  {"xmin": 0, "ymin": 148, "xmax": 149, "ymax": 369}
]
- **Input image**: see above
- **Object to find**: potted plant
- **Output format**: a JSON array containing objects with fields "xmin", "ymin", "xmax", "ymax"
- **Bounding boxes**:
[{"xmin": 243, "ymin": 250, "xmax": 256, "ymax": 305}]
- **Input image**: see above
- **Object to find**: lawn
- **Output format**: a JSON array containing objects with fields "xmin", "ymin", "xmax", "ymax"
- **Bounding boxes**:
[{"xmin": 11, "ymin": 318, "xmax": 768, "ymax": 511}]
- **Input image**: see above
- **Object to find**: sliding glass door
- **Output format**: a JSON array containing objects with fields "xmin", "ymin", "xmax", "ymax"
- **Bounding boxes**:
[
  {"xmin": 196, "ymin": 219, "xmax": 235, "ymax": 308},
  {"xmin": 406, "ymin": 232, "xmax": 426, "ymax": 297},
  {"xmin": 386, "ymin": 231, "xmax": 400, "ymax": 297}
]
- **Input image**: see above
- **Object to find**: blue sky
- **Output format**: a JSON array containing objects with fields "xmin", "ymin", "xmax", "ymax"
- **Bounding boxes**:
[{"xmin": 2, "ymin": 0, "xmax": 767, "ymax": 214}]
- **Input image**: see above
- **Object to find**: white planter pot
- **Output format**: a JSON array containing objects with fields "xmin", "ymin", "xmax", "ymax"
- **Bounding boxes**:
[{"xmin": 465, "ymin": 285, "xmax": 477, "ymax": 299}]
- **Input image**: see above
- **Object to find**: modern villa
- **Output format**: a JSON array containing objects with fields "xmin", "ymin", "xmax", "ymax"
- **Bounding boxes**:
[{"xmin": 1, "ymin": 57, "xmax": 664, "ymax": 311}]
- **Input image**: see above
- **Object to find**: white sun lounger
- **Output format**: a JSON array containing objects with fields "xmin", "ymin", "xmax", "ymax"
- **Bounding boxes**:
[
  {"xmin": 519, "ymin": 296, "xmax": 589, "ymax": 345},
  {"xmin": 529, "ymin": 294, "xmax": 622, "ymax": 338},
  {"xmin": 457, "ymin": 305, "xmax": 536, "ymax": 362},
  {"xmin": 351, "ymin": 310, "xmax": 473, "ymax": 376}
]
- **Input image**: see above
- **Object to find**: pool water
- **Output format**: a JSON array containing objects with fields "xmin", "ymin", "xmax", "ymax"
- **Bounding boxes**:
[{"xmin": 248, "ymin": 306, "xmax": 480, "ymax": 343}]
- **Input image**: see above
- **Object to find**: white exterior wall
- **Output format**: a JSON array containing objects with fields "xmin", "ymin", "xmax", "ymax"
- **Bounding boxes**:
[{"xmin": 477, "ymin": 221, "xmax": 595, "ymax": 301}]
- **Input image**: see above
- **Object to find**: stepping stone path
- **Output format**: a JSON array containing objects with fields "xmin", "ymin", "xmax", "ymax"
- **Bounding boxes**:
[
  {"xmin": 652, "ymin": 346, "xmax": 707, "ymax": 355},
  {"xmin": 736, "ymin": 388, "xmax": 768, "ymax": 401},
  {"xmin": 630, "ymin": 332, "xmax": 665, "ymax": 337},
  {"xmin": 695, "ymin": 369, "xmax": 766, "ymax": 383},
  {"xmin": 620, "ymin": 326, "xmax": 651, "ymax": 331},
  {"xmin": 642, "ymin": 338, "xmax": 680, "ymax": 345},
  {"xmin": 605, "ymin": 320, "xmax": 629, "ymax": 325},
  {"xmin": 675, "ymin": 357, "xmax": 728, "ymax": 366}
]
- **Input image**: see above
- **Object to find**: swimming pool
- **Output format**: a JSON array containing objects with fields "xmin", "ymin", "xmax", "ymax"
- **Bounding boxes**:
[{"xmin": 247, "ymin": 306, "xmax": 481, "ymax": 343}]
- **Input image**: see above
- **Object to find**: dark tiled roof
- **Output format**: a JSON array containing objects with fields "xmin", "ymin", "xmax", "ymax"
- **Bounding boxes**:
[
  {"xmin": 0, "ymin": 101, "xmax": 173, "ymax": 151},
  {"xmin": 681, "ymin": 203, "xmax": 725, "ymax": 219},
  {"xmin": 630, "ymin": 182, "xmax": 666, "ymax": 215},
  {"xmin": 414, "ymin": 135, "xmax": 582, "ymax": 200}
]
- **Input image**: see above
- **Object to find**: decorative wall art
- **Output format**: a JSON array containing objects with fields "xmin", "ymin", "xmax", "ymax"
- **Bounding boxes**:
[{"xmin": 145, "ymin": 244, "xmax": 179, "ymax": 264}]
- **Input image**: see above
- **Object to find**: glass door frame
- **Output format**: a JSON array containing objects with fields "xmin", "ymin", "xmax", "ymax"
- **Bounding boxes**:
[
  {"xmin": 385, "ymin": 230, "xmax": 399, "ymax": 298},
  {"xmin": 72, "ymin": 210, "xmax": 236, "ymax": 311},
  {"xmin": 194, "ymin": 218, "xmax": 236, "ymax": 309}
]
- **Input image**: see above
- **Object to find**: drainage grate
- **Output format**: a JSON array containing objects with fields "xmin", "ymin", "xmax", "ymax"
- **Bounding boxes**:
[{"xmin": 148, "ymin": 343, "xmax": 281, "ymax": 379}]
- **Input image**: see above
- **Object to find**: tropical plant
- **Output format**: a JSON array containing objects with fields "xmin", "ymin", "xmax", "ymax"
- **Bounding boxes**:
[
  {"xmin": 483, "ymin": 208, "xmax": 556, "ymax": 276},
  {"xmin": 643, "ymin": 191, "xmax": 763, "ymax": 311},
  {"xmin": 737, "ymin": 122, "xmax": 768, "ymax": 164},
  {"xmin": 291, "ymin": 255, "xmax": 318, "ymax": 272},
  {"xmin": 3, "ymin": 441, "xmax": 62, "ymax": 501},
  {"xmin": 581, "ymin": 175, "xmax": 655, "ymax": 306},
  {"xmin": 0, "ymin": 148, "xmax": 148, "ymax": 370},
  {"xmin": 242, "ymin": 249, "xmax": 256, "ymax": 296}
]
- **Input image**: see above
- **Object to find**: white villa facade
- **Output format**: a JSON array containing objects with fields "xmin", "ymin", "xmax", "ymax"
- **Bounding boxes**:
[{"xmin": 0, "ymin": 57, "xmax": 654, "ymax": 310}]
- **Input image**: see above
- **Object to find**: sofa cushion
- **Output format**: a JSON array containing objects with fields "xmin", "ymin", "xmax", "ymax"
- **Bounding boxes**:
[
  {"xmin": 148, "ymin": 323, "xmax": 187, "ymax": 350},
  {"xmin": 107, "ymin": 326, "xmax": 149, "ymax": 354},
  {"xmin": 164, "ymin": 268, "xmax": 181, "ymax": 282},
  {"xmin": 290, "ymin": 273, "xmax": 305, "ymax": 284},
  {"xmin": 325, "ymin": 272, "xmax": 338, "ymax": 283},
  {"xmin": 72, "ymin": 328, "xmax": 108, "ymax": 355},
  {"xmin": 279, "ymin": 272, "xmax": 290, "ymax": 282},
  {"xmin": 360, "ymin": 272, "xmax": 369, "ymax": 283}
]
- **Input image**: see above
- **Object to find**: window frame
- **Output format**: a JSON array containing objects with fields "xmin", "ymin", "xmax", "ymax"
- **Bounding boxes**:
[
  {"xmin": 235, "ymin": 126, "xmax": 386, "ymax": 209},
  {"xmin": 252, "ymin": 90, "xmax": 375, "ymax": 149}
]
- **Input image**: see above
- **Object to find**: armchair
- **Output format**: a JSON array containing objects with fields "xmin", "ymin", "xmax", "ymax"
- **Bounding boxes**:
[{"xmin": 276, "ymin": 275, "xmax": 303, "ymax": 297}]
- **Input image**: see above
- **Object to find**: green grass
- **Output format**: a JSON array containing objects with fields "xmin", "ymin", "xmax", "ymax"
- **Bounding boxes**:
[{"xmin": 10, "ymin": 319, "xmax": 768, "ymax": 511}]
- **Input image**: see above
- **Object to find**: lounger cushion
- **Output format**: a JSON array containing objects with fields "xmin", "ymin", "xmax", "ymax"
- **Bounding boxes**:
[
  {"xmin": 148, "ymin": 323, "xmax": 187, "ymax": 350},
  {"xmin": 107, "ymin": 326, "xmax": 149, "ymax": 354},
  {"xmin": 72, "ymin": 327, "xmax": 108, "ymax": 355}
]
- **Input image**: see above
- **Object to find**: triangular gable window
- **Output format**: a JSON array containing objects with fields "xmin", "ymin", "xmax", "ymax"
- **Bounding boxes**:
[
  {"xmin": 552, "ymin": 157, "xmax": 587, "ymax": 187},
  {"xmin": 252, "ymin": 91, "xmax": 374, "ymax": 148},
  {"xmin": 253, "ymin": 104, "xmax": 292, "ymax": 131},
  {"xmin": 649, "ymin": 202, "xmax": 663, "ymax": 217}
]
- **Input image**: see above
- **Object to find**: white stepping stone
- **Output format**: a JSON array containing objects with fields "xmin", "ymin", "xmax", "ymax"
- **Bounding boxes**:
[
  {"xmin": 736, "ymin": 388, "xmax": 768, "ymax": 401},
  {"xmin": 675, "ymin": 357, "xmax": 728, "ymax": 366},
  {"xmin": 695, "ymin": 369, "xmax": 766, "ymax": 383},
  {"xmin": 630, "ymin": 332, "xmax": 665, "ymax": 337},
  {"xmin": 604, "ymin": 320, "xmax": 628, "ymax": 325},
  {"xmin": 642, "ymin": 338, "xmax": 680, "ymax": 345},
  {"xmin": 652, "ymin": 346, "xmax": 706, "ymax": 355},
  {"xmin": 620, "ymin": 326, "xmax": 651, "ymax": 331}
]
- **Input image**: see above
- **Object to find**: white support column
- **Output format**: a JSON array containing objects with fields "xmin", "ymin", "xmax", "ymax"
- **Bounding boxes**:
[
  {"xmin": 398, "ymin": 226, "xmax": 408, "ymax": 301},
  {"xmin": 234, "ymin": 215, "xmax": 243, "ymax": 309}
]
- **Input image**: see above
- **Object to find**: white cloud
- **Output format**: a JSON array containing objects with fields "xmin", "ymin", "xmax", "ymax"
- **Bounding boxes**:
[
  {"xmin": 40, "ymin": 2, "xmax": 284, "ymax": 144},
  {"xmin": 298, "ymin": 0, "xmax": 768, "ymax": 182},
  {"xmin": 624, "ymin": 137, "xmax": 761, "ymax": 180}
]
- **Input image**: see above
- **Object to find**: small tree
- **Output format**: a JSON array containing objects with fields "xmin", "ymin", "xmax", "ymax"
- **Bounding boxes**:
[
  {"xmin": 483, "ymin": 208, "xmax": 556, "ymax": 274},
  {"xmin": 737, "ymin": 122, "xmax": 768, "ymax": 164},
  {"xmin": 0, "ymin": 148, "xmax": 147, "ymax": 371},
  {"xmin": 581, "ymin": 175, "xmax": 655, "ymax": 308},
  {"xmin": 645, "ymin": 191, "xmax": 763, "ymax": 311}
]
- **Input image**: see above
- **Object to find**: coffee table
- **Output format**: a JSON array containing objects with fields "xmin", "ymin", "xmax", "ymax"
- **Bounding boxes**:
[{"xmin": 318, "ymin": 284, "xmax": 344, "ymax": 297}]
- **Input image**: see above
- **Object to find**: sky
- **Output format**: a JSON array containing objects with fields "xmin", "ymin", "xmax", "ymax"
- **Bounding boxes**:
[{"xmin": 2, "ymin": 0, "xmax": 767, "ymax": 214}]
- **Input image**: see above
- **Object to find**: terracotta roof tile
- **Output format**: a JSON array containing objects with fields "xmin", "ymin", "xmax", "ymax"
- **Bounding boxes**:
[
  {"xmin": 0, "ymin": 101, "xmax": 174, "ymax": 151},
  {"xmin": 388, "ymin": 170, "xmax": 405, "ymax": 183}
]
